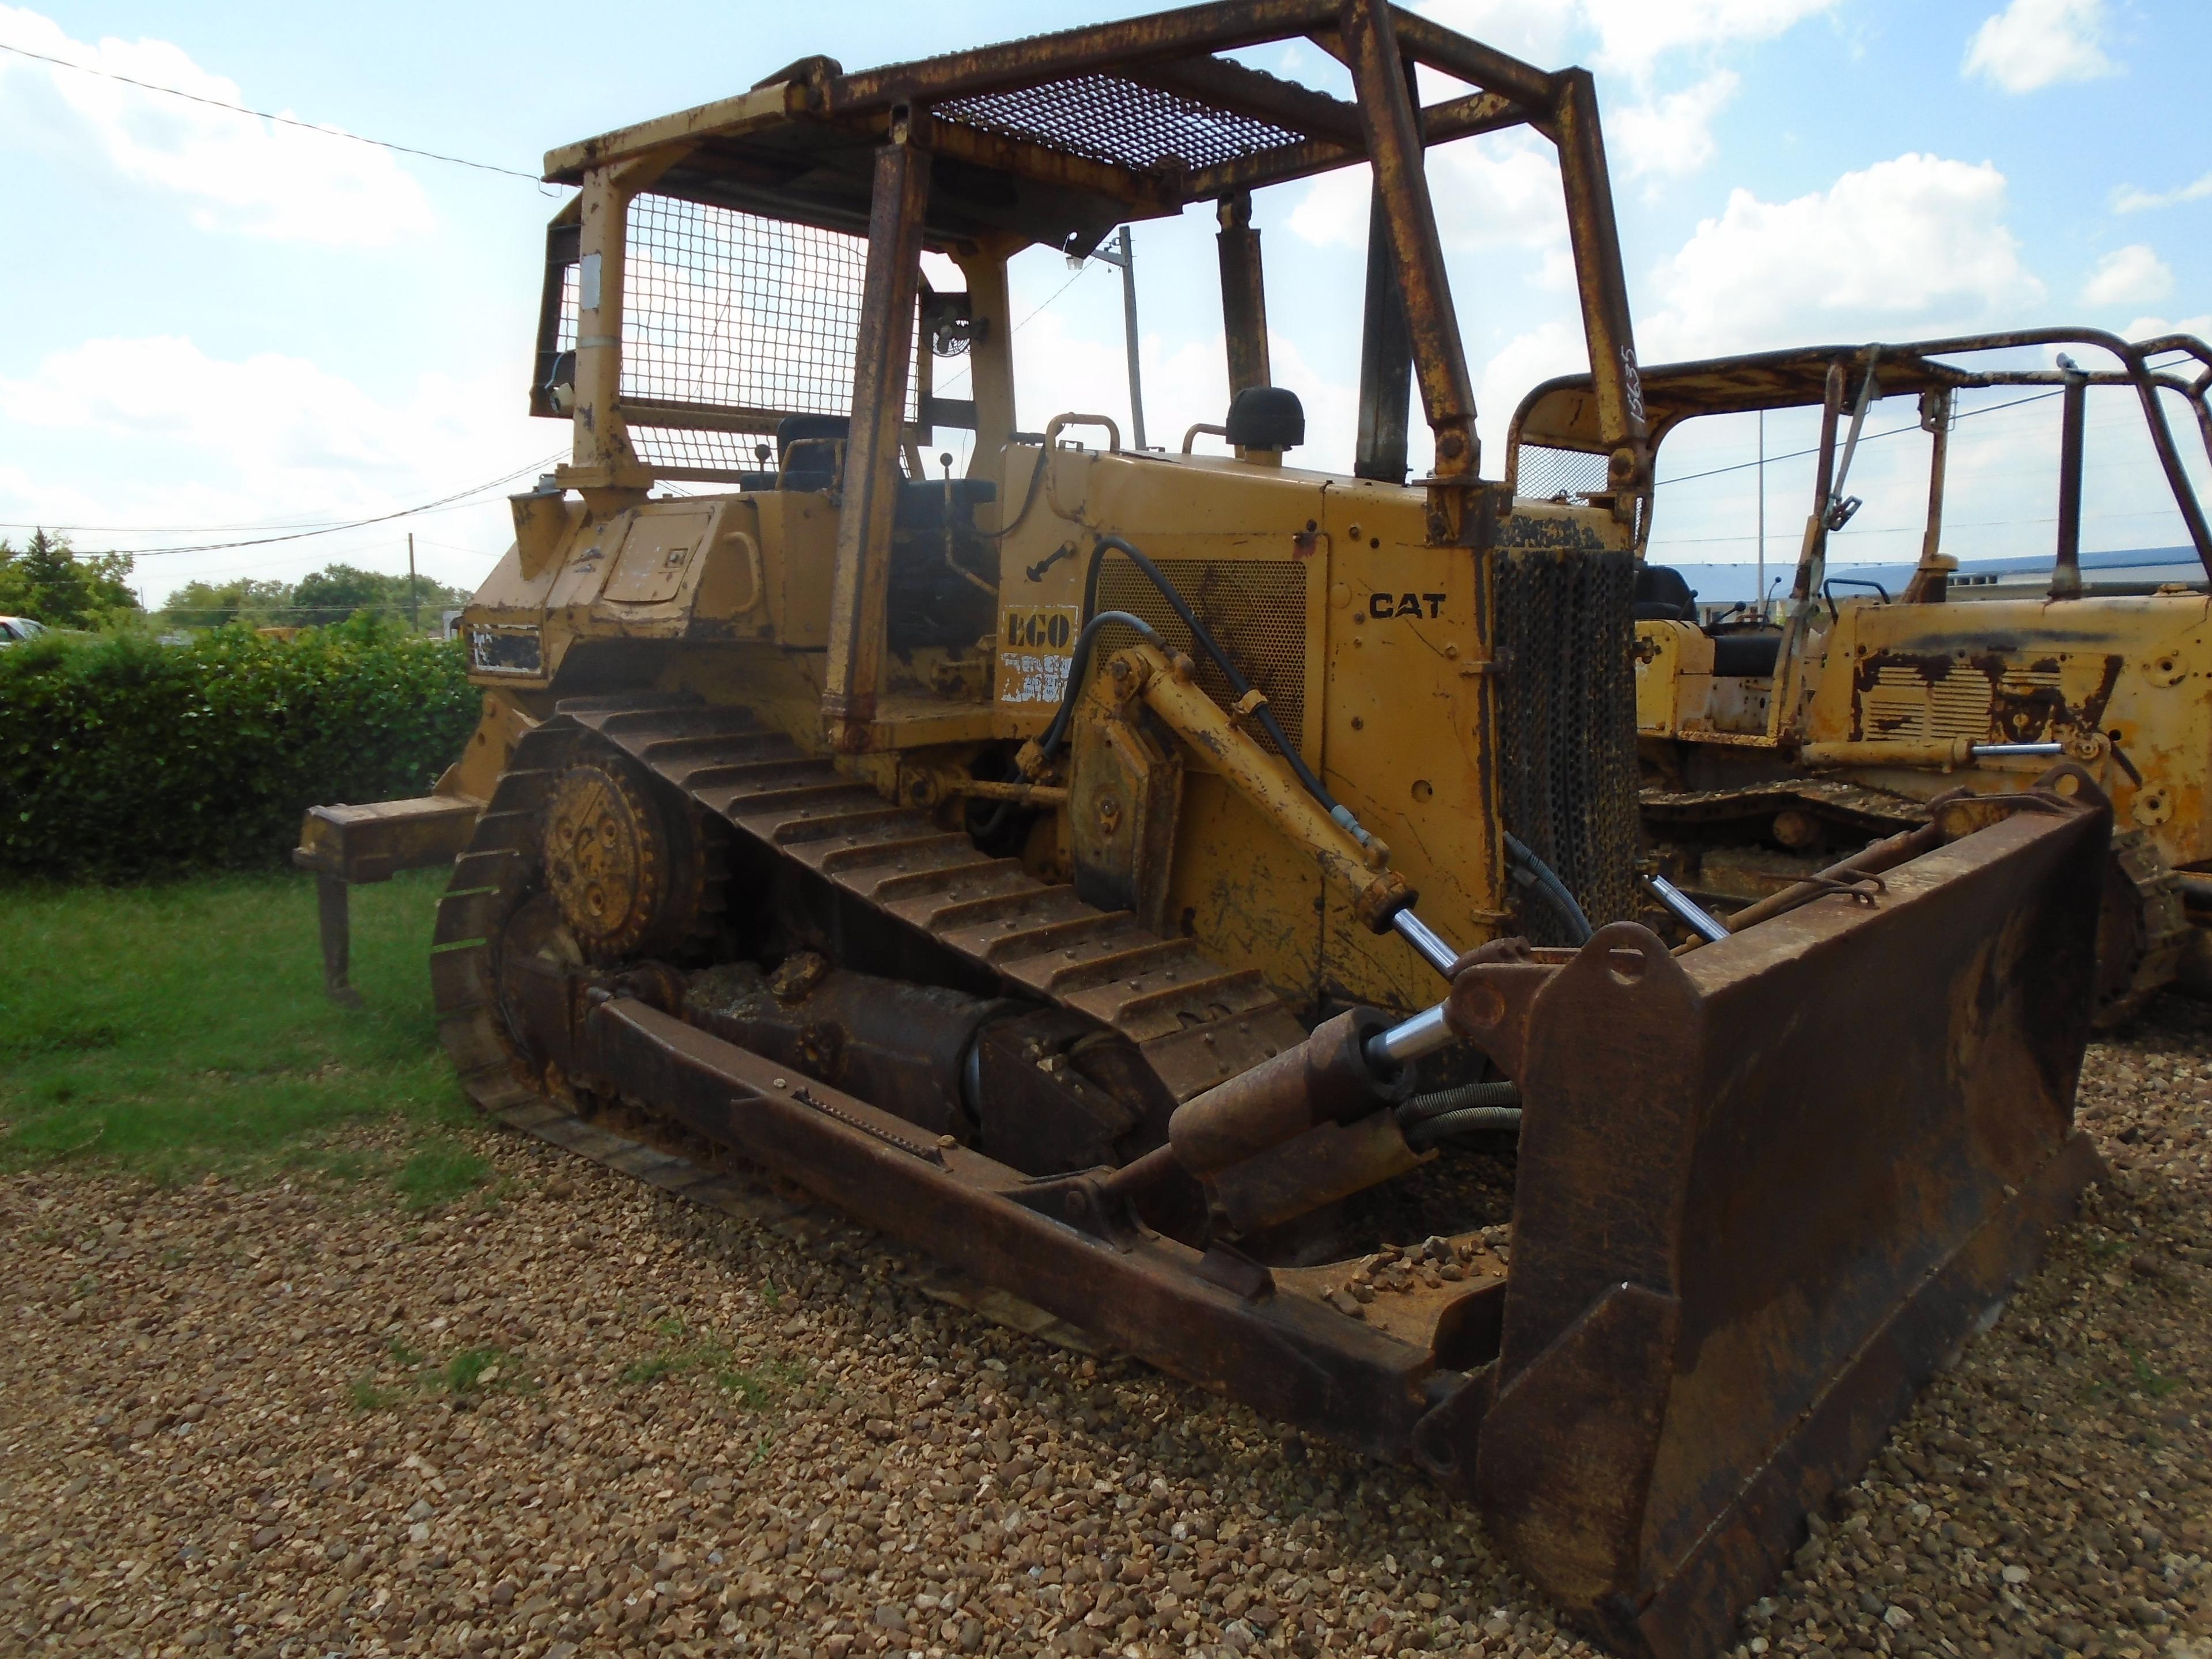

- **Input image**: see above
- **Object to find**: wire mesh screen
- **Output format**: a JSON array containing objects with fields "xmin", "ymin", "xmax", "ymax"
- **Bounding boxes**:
[
  {"xmin": 1513, "ymin": 445, "xmax": 1611, "ymax": 501},
  {"xmin": 630, "ymin": 427, "xmax": 771, "ymax": 475},
  {"xmin": 622, "ymin": 194, "xmax": 891, "ymax": 419},
  {"xmin": 938, "ymin": 74, "xmax": 1304, "ymax": 174},
  {"xmin": 555, "ymin": 264, "xmax": 578, "ymax": 353}
]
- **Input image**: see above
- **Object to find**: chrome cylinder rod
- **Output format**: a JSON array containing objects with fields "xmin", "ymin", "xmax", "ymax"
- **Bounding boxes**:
[
  {"xmin": 1643, "ymin": 873, "xmax": 1730, "ymax": 944},
  {"xmin": 1366, "ymin": 1001, "xmax": 1453, "ymax": 1070},
  {"xmin": 1391, "ymin": 909, "xmax": 1459, "ymax": 978},
  {"xmin": 1973, "ymin": 741, "xmax": 2064, "ymax": 757}
]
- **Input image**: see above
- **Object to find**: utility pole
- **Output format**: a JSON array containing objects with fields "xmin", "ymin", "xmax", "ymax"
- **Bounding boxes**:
[
  {"xmin": 1756, "ymin": 410, "xmax": 1766, "ymax": 622},
  {"xmin": 1087, "ymin": 226, "xmax": 1147, "ymax": 449},
  {"xmin": 407, "ymin": 533, "xmax": 420, "ymax": 633}
]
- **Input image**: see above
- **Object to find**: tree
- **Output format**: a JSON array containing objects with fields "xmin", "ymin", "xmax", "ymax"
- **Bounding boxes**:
[
  {"xmin": 162, "ymin": 577, "xmax": 296, "ymax": 631},
  {"xmin": 0, "ymin": 530, "xmax": 141, "ymax": 627},
  {"xmin": 291, "ymin": 563, "xmax": 466, "ymax": 629}
]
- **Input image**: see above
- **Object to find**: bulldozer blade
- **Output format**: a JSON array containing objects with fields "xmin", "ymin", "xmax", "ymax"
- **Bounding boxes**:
[{"xmin": 1457, "ymin": 793, "xmax": 2109, "ymax": 1655}]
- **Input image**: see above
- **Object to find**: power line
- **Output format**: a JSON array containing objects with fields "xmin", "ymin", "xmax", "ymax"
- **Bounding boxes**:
[
  {"xmin": 1652, "ymin": 502, "xmax": 2200, "ymax": 547},
  {"xmin": 1653, "ymin": 388, "xmax": 2067, "ymax": 490},
  {"xmin": 3, "ymin": 509, "xmax": 406, "ymax": 533},
  {"xmin": 0, "ymin": 38, "xmax": 542, "ymax": 182},
  {"xmin": 51, "ymin": 453, "xmax": 565, "ymax": 558},
  {"xmin": 934, "ymin": 260, "xmax": 1099, "ymax": 398}
]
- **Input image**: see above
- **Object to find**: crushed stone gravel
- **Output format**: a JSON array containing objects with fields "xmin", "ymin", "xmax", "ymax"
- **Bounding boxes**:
[{"xmin": 2, "ymin": 1001, "xmax": 2208, "ymax": 1659}]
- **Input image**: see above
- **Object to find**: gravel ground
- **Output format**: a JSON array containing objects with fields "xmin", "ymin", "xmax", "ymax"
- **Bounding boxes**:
[{"xmin": 2, "ymin": 1005, "xmax": 2208, "ymax": 1659}]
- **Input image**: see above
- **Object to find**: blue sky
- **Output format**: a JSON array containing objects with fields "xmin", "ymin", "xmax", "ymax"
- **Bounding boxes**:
[{"xmin": 2, "ymin": 0, "xmax": 2206, "ymax": 605}]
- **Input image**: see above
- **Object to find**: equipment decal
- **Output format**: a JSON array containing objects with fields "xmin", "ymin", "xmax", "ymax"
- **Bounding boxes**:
[
  {"xmin": 1369, "ymin": 592, "xmax": 1447, "ymax": 619},
  {"xmin": 997, "ymin": 604, "xmax": 1082, "ymax": 704}
]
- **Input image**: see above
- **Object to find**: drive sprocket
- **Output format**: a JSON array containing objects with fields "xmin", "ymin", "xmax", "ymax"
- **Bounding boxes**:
[{"xmin": 541, "ymin": 752, "xmax": 710, "ymax": 963}]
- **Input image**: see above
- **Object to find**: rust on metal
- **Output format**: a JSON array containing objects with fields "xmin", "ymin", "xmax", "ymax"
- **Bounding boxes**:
[
  {"xmin": 822, "ymin": 134, "xmax": 930, "ymax": 748},
  {"xmin": 1341, "ymin": 0, "xmax": 1479, "ymax": 491},
  {"xmin": 1216, "ymin": 190, "xmax": 1272, "ymax": 397}
]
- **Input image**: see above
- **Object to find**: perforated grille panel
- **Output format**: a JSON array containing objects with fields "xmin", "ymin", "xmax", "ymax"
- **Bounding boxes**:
[
  {"xmin": 1861, "ymin": 664, "xmax": 1995, "ymax": 742},
  {"xmin": 1495, "ymin": 548, "xmax": 1640, "ymax": 944},
  {"xmin": 1513, "ymin": 445, "xmax": 1611, "ymax": 501},
  {"xmin": 1094, "ymin": 559, "xmax": 1308, "ymax": 755},
  {"xmin": 938, "ymin": 75, "xmax": 1304, "ymax": 174}
]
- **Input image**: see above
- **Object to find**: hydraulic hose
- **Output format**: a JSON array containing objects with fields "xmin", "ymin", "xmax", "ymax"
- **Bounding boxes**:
[
  {"xmin": 1078, "ymin": 535, "xmax": 1330, "ymax": 805},
  {"xmin": 1398, "ymin": 1080, "xmax": 1521, "ymax": 1123},
  {"xmin": 1405, "ymin": 1105, "xmax": 1522, "ymax": 1149},
  {"xmin": 1036, "ymin": 531, "xmax": 1598, "ymax": 948},
  {"xmin": 1398, "ymin": 1080, "xmax": 1523, "ymax": 1150},
  {"xmin": 1032, "ymin": 609, "xmax": 1164, "ymax": 763},
  {"xmin": 1503, "ymin": 831, "xmax": 1594, "ymax": 944}
]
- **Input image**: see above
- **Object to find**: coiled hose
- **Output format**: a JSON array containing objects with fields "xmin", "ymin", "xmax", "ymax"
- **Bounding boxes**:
[{"xmin": 1397, "ymin": 1080, "xmax": 1522, "ymax": 1150}]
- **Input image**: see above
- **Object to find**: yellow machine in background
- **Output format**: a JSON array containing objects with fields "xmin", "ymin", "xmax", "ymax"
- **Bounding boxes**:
[
  {"xmin": 1514, "ymin": 333, "xmax": 2212, "ymax": 1019},
  {"xmin": 301, "ymin": 13, "xmax": 2117, "ymax": 1655}
]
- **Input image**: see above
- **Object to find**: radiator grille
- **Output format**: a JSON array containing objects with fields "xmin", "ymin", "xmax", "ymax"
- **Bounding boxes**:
[
  {"xmin": 1861, "ymin": 664, "xmax": 1994, "ymax": 742},
  {"xmin": 1495, "ymin": 548, "xmax": 1640, "ymax": 944},
  {"xmin": 1094, "ymin": 558, "xmax": 1308, "ymax": 755}
]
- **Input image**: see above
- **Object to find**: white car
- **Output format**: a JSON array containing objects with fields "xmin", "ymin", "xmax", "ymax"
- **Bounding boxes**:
[{"xmin": 0, "ymin": 615, "xmax": 46, "ymax": 645}]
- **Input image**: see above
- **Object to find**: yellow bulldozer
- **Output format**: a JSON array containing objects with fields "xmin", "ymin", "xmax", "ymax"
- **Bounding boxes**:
[
  {"xmin": 298, "ymin": 8, "xmax": 2115, "ymax": 1653},
  {"xmin": 1511, "ymin": 333, "xmax": 2212, "ymax": 1020}
]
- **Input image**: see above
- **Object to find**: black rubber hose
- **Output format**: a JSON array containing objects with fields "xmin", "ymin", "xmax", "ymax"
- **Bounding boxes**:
[
  {"xmin": 1503, "ymin": 831, "xmax": 1595, "ymax": 944},
  {"xmin": 1397, "ymin": 1080, "xmax": 1521, "ymax": 1126},
  {"xmin": 1080, "ymin": 535, "xmax": 1332, "ymax": 808},
  {"xmin": 1405, "ymin": 1105, "xmax": 1522, "ymax": 1150},
  {"xmin": 1032, "ymin": 609, "xmax": 1163, "ymax": 763}
]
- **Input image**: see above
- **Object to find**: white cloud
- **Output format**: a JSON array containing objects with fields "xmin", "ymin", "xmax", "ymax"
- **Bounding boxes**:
[
  {"xmin": 0, "ymin": 5, "xmax": 433, "ymax": 245},
  {"xmin": 1611, "ymin": 71, "xmax": 1740, "ymax": 180},
  {"xmin": 2080, "ymin": 244, "xmax": 2173, "ymax": 308},
  {"xmin": 1962, "ymin": 0, "xmax": 2119, "ymax": 94},
  {"xmin": 1476, "ymin": 318, "xmax": 1589, "ymax": 440},
  {"xmin": 2114, "ymin": 171, "xmax": 2212, "ymax": 214},
  {"xmin": 1003, "ymin": 298, "xmax": 1363, "ymax": 477},
  {"xmin": 2124, "ymin": 314, "xmax": 2212, "ymax": 345},
  {"xmin": 1419, "ymin": 0, "xmax": 1838, "ymax": 80},
  {"xmin": 1412, "ymin": 0, "xmax": 1581, "ymax": 71},
  {"xmin": 1641, "ymin": 153, "xmax": 2044, "ymax": 358},
  {"xmin": 0, "ymin": 336, "xmax": 546, "ymax": 603},
  {"xmin": 1578, "ymin": 0, "xmax": 1839, "ymax": 78},
  {"xmin": 1290, "ymin": 139, "xmax": 1567, "ymax": 255}
]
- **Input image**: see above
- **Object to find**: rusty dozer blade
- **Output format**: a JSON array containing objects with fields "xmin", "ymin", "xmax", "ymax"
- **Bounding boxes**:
[
  {"xmin": 1440, "ymin": 777, "xmax": 2109, "ymax": 1654},
  {"xmin": 543, "ymin": 777, "xmax": 2105, "ymax": 1659}
]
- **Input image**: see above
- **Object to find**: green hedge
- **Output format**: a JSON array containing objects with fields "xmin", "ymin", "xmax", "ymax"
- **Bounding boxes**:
[{"xmin": 0, "ymin": 620, "xmax": 482, "ymax": 880}]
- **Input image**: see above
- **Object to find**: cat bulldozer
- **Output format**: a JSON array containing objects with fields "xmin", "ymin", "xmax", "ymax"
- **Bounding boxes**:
[
  {"xmin": 297, "ymin": 9, "xmax": 2112, "ymax": 1653},
  {"xmin": 1513, "ymin": 331, "xmax": 2212, "ymax": 1021}
]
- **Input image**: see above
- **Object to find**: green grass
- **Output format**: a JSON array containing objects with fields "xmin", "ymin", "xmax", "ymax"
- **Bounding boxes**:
[
  {"xmin": 394, "ymin": 1135, "xmax": 494, "ymax": 1211},
  {"xmin": 620, "ymin": 1316, "xmax": 806, "ymax": 1404},
  {"xmin": 351, "ymin": 1341, "xmax": 534, "ymax": 1411},
  {"xmin": 0, "ymin": 868, "xmax": 471, "ymax": 1186}
]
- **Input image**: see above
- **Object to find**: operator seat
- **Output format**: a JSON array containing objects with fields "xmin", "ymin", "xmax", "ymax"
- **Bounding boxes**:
[
  {"xmin": 1633, "ymin": 564, "xmax": 1698, "ymax": 622},
  {"xmin": 738, "ymin": 414, "xmax": 998, "ymax": 522}
]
